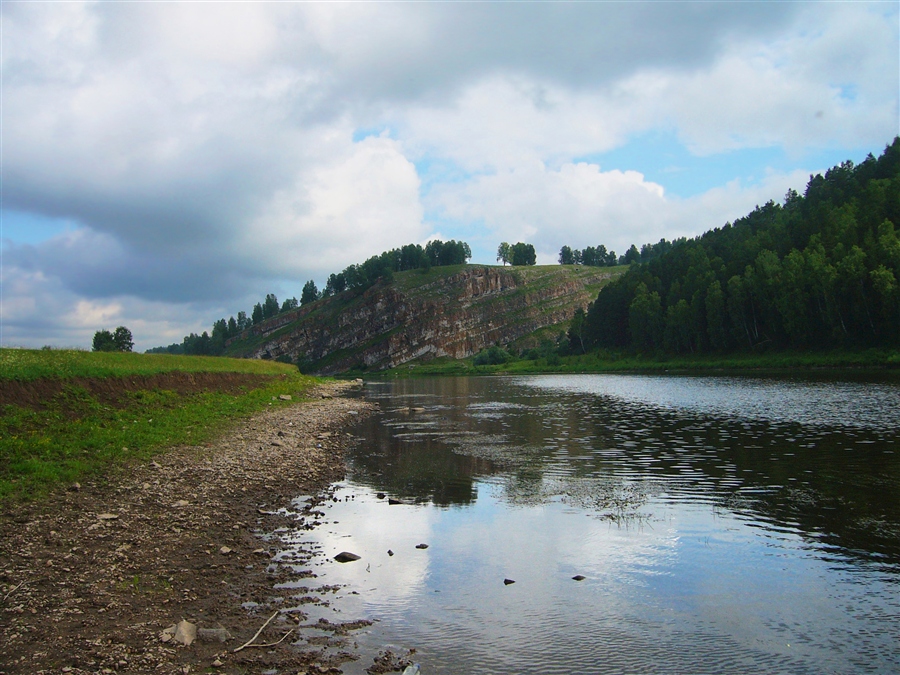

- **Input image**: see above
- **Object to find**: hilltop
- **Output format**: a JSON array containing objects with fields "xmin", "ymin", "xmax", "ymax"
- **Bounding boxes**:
[{"xmin": 224, "ymin": 264, "xmax": 625, "ymax": 374}]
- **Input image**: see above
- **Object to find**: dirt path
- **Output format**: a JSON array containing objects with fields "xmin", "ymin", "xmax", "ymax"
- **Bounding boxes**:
[{"xmin": 0, "ymin": 381, "xmax": 383, "ymax": 675}]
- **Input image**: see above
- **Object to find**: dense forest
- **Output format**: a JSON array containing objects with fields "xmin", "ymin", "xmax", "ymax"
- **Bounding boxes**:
[
  {"xmin": 147, "ymin": 239, "xmax": 471, "ymax": 355},
  {"xmin": 569, "ymin": 138, "xmax": 900, "ymax": 355}
]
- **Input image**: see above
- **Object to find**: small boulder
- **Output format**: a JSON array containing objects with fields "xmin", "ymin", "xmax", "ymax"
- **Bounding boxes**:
[
  {"xmin": 219, "ymin": 546, "xmax": 232, "ymax": 555},
  {"xmin": 387, "ymin": 550, "xmax": 394, "ymax": 556},
  {"xmin": 174, "ymin": 619, "xmax": 197, "ymax": 646},
  {"xmin": 278, "ymin": 394, "xmax": 292, "ymax": 401},
  {"xmin": 503, "ymin": 578, "xmax": 515, "ymax": 585},
  {"xmin": 334, "ymin": 551, "xmax": 361, "ymax": 563}
]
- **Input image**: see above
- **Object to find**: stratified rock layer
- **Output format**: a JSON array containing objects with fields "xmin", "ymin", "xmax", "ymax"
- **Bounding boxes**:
[{"xmin": 229, "ymin": 265, "xmax": 619, "ymax": 374}]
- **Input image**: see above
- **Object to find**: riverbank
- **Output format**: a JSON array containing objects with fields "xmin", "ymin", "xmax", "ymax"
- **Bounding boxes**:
[
  {"xmin": 370, "ymin": 348, "xmax": 900, "ymax": 379},
  {"xmin": 0, "ymin": 380, "xmax": 380, "ymax": 675}
]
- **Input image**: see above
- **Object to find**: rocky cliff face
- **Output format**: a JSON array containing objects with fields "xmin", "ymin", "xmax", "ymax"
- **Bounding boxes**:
[{"xmin": 228, "ymin": 265, "xmax": 619, "ymax": 374}]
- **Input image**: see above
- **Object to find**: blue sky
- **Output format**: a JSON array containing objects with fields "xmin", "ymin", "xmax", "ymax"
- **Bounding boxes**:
[{"xmin": 1, "ymin": 1, "xmax": 898, "ymax": 350}]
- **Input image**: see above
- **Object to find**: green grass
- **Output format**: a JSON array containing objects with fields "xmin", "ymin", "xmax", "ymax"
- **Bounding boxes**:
[
  {"xmin": 1, "ymin": 348, "xmax": 296, "ymax": 381},
  {"xmin": 0, "ymin": 349, "xmax": 320, "ymax": 503}
]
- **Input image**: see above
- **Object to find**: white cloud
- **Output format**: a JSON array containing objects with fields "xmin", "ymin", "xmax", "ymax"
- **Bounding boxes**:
[
  {"xmin": 433, "ymin": 161, "xmax": 814, "ymax": 263},
  {"xmin": 238, "ymin": 135, "xmax": 427, "ymax": 278},
  {"xmin": 1, "ymin": 1, "xmax": 896, "ymax": 347}
]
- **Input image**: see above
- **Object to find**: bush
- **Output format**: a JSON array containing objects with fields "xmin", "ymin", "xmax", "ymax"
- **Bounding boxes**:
[{"xmin": 473, "ymin": 345, "xmax": 513, "ymax": 366}]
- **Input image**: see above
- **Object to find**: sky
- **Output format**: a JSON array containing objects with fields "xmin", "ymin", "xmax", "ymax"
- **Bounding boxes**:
[{"xmin": 1, "ymin": 1, "xmax": 898, "ymax": 352}]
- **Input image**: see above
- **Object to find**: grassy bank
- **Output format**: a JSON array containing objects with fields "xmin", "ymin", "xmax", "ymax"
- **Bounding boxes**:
[
  {"xmin": 371, "ymin": 348, "xmax": 900, "ymax": 379},
  {"xmin": 1, "ymin": 348, "xmax": 294, "ymax": 381},
  {"xmin": 0, "ymin": 349, "xmax": 319, "ymax": 503}
]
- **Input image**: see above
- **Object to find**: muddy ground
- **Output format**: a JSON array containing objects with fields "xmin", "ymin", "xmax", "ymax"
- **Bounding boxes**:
[{"xmin": 0, "ymin": 380, "xmax": 405, "ymax": 675}]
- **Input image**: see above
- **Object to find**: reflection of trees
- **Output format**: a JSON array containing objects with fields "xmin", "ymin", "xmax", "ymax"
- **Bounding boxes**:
[
  {"xmin": 355, "ymin": 377, "xmax": 900, "ymax": 566},
  {"xmin": 348, "ymin": 416, "xmax": 487, "ymax": 506}
]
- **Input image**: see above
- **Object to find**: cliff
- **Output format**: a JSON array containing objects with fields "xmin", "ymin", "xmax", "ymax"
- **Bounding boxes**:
[{"xmin": 225, "ymin": 264, "xmax": 624, "ymax": 374}]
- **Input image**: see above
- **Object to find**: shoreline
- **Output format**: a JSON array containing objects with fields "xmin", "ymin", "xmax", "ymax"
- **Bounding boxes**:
[
  {"xmin": 0, "ymin": 381, "xmax": 379, "ymax": 675},
  {"xmin": 365, "ymin": 350, "xmax": 900, "ymax": 380}
]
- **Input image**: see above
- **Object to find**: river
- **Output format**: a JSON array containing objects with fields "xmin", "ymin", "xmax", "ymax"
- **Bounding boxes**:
[{"xmin": 279, "ymin": 374, "xmax": 900, "ymax": 674}]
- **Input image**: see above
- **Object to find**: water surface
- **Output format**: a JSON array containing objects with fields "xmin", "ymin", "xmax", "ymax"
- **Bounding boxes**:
[{"xmin": 282, "ymin": 374, "xmax": 900, "ymax": 674}]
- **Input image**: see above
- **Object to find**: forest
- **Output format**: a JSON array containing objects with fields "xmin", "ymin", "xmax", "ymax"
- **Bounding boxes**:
[
  {"xmin": 147, "ymin": 239, "xmax": 472, "ymax": 356},
  {"xmin": 569, "ymin": 138, "xmax": 900, "ymax": 356}
]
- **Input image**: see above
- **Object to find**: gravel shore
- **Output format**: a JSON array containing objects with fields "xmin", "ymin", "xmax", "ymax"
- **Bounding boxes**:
[{"xmin": 1, "ymin": 380, "xmax": 377, "ymax": 675}]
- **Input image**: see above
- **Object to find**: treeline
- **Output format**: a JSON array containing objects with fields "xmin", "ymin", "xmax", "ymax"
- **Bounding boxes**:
[
  {"xmin": 568, "ymin": 138, "xmax": 900, "ymax": 355},
  {"xmin": 322, "ymin": 239, "xmax": 471, "ymax": 296},
  {"xmin": 146, "ymin": 239, "xmax": 471, "ymax": 356},
  {"xmin": 559, "ymin": 240, "xmax": 675, "ymax": 267}
]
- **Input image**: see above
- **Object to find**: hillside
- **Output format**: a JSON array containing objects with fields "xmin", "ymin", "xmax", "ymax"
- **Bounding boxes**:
[
  {"xmin": 583, "ymin": 138, "xmax": 900, "ymax": 355},
  {"xmin": 224, "ymin": 264, "xmax": 624, "ymax": 373}
]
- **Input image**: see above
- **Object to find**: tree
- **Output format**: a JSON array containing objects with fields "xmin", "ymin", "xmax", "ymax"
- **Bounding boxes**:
[
  {"xmin": 623, "ymin": 244, "xmax": 641, "ymax": 264},
  {"xmin": 705, "ymin": 280, "xmax": 728, "ymax": 351},
  {"xmin": 567, "ymin": 308, "xmax": 587, "ymax": 353},
  {"xmin": 281, "ymin": 297, "xmax": 299, "ymax": 312},
  {"xmin": 210, "ymin": 320, "xmax": 228, "ymax": 355},
  {"xmin": 263, "ymin": 294, "xmax": 280, "ymax": 319},
  {"xmin": 113, "ymin": 326, "xmax": 134, "ymax": 352},
  {"xmin": 93, "ymin": 326, "xmax": 133, "ymax": 352},
  {"xmin": 628, "ymin": 283, "xmax": 663, "ymax": 351},
  {"xmin": 251, "ymin": 303, "xmax": 264, "ymax": 325},
  {"xmin": 559, "ymin": 246, "xmax": 575, "ymax": 265},
  {"xmin": 511, "ymin": 242, "xmax": 537, "ymax": 266},
  {"xmin": 301, "ymin": 281, "xmax": 318, "ymax": 305},
  {"xmin": 92, "ymin": 329, "xmax": 116, "ymax": 352},
  {"xmin": 497, "ymin": 242, "xmax": 511, "ymax": 266}
]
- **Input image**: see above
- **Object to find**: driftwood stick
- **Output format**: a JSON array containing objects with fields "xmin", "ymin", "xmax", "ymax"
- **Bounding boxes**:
[
  {"xmin": 246, "ymin": 628, "xmax": 295, "ymax": 649},
  {"xmin": 233, "ymin": 611, "xmax": 279, "ymax": 653},
  {"xmin": 3, "ymin": 581, "xmax": 26, "ymax": 602}
]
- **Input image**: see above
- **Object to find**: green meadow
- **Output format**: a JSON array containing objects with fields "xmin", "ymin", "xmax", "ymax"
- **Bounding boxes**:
[{"xmin": 0, "ymin": 349, "xmax": 319, "ymax": 503}]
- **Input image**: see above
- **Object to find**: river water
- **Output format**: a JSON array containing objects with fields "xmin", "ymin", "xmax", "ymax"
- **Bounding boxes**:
[{"xmin": 281, "ymin": 374, "xmax": 900, "ymax": 674}]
